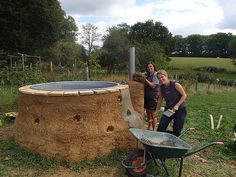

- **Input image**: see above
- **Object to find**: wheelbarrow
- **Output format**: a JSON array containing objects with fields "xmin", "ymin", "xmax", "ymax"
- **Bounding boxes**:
[{"xmin": 122, "ymin": 128, "xmax": 223, "ymax": 177}]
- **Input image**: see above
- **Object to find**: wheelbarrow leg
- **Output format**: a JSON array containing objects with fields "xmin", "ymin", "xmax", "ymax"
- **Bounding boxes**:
[
  {"xmin": 178, "ymin": 158, "xmax": 184, "ymax": 177},
  {"xmin": 160, "ymin": 159, "xmax": 170, "ymax": 177}
]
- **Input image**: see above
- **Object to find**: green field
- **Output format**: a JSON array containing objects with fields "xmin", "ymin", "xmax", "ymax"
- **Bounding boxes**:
[
  {"xmin": 170, "ymin": 57, "xmax": 236, "ymax": 71},
  {"xmin": 0, "ymin": 57, "xmax": 236, "ymax": 176},
  {"xmin": 0, "ymin": 86, "xmax": 236, "ymax": 176}
]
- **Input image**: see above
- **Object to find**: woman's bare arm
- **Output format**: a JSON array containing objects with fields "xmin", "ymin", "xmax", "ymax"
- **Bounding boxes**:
[{"xmin": 173, "ymin": 83, "xmax": 187, "ymax": 111}]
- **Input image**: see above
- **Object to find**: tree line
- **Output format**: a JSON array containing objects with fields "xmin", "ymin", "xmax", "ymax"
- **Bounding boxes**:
[
  {"xmin": 1, "ymin": 0, "xmax": 236, "ymax": 73},
  {"xmin": 173, "ymin": 33, "xmax": 236, "ymax": 58}
]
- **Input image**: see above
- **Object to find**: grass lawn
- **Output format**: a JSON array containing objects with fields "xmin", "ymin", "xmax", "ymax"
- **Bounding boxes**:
[
  {"xmin": 170, "ymin": 57, "xmax": 236, "ymax": 71},
  {"xmin": 0, "ymin": 86, "xmax": 18, "ymax": 114},
  {"xmin": 0, "ymin": 85, "xmax": 235, "ymax": 176}
]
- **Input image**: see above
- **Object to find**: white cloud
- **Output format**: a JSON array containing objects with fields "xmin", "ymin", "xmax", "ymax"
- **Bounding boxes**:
[
  {"xmin": 59, "ymin": 0, "xmax": 135, "ymax": 15},
  {"xmin": 217, "ymin": 0, "xmax": 236, "ymax": 29},
  {"xmin": 59, "ymin": 0, "xmax": 236, "ymax": 38}
]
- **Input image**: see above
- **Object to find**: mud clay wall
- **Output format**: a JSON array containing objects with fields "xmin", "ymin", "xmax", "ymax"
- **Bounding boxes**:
[
  {"xmin": 14, "ymin": 84, "xmax": 144, "ymax": 162},
  {"xmin": 127, "ymin": 81, "xmax": 144, "ymax": 117}
]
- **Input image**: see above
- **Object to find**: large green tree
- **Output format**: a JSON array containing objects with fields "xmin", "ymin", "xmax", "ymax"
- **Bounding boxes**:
[
  {"xmin": 186, "ymin": 34, "xmax": 203, "ymax": 56},
  {"xmin": 172, "ymin": 35, "xmax": 188, "ymax": 56},
  {"xmin": 129, "ymin": 20, "xmax": 174, "ymax": 55},
  {"xmin": 228, "ymin": 37, "xmax": 236, "ymax": 65},
  {"xmin": 60, "ymin": 15, "xmax": 78, "ymax": 42},
  {"xmin": 99, "ymin": 26, "xmax": 130, "ymax": 73},
  {"xmin": 0, "ymin": 0, "xmax": 65, "ymax": 53},
  {"xmin": 205, "ymin": 33, "xmax": 233, "ymax": 57},
  {"xmin": 134, "ymin": 41, "xmax": 167, "ymax": 70}
]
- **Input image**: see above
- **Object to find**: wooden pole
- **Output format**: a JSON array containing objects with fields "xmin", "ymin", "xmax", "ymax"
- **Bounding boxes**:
[
  {"xmin": 14, "ymin": 61, "xmax": 17, "ymax": 71},
  {"xmin": 83, "ymin": 63, "xmax": 89, "ymax": 81},
  {"xmin": 22, "ymin": 54, "xmax": 25, "ymax": 71},
  {"xmin": 216, "ymin": 115, "xmax": 223, "ymax": 129},
  {"xmin": 195, "ymin": 82, "xmax": 198, "ymax": 92},
  {"xmin": 210, "ymin": 114, "xmax": 214, "ymax": 129},
  {"xmin": 10, "ymin": 56, "xmax": 13, "ymax": 69},
  {"xmin": 50, "ymin": 61, "xmax": 53, "ymax": 72},
  {"xmin": 39, "ymin": 56, "xmax": 41, "ymax": 69}
]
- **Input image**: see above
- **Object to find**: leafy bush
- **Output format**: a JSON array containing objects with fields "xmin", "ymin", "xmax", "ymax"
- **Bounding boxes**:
[
  {"xmin": 219, "ymin": 79, "xmax": 236, "ymax": 86},
  {"xmin": 194, "ymin": 66, "xmax": 226, "ymax": 73},
  {"xmin": 179, "ymin": 70, "xmax": 197, "ymax": 81},
  {"xmin": 0, "ymin": 69, "xmax": 46, "ymax": 86},
  {"xmin": 196, "ymin": 72, "xmax": 216, "ymax": 83}
]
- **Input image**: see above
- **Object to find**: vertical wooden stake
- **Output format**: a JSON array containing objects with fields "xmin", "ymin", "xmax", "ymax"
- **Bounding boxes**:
[
  {"xmin": 22, "ymin": 54, "xmax": 25, "ymax": 71},
  {"xmin": 83, "ymin": 63, "xmax": 89, "ymax": 81},
  {"xmin": 14, "ymin": 62, "xmax": 17, "ymax": 71},
  {"xmin": 10, "ymin": 56, "xmax": 12, "ymax": 69},
  {"xmin": 39, "ymin": 56, "xmax": 41, "ymax": 69},
  {"xmin": 210, "ymin": 114, "xmax": 214, "ymax": 129},
  {"xmin": 50, "ymin": 61, "xmax": 53, "ymax": 72},
  {"xmin": 216, "ymin": 115, "xmax": 223, "ymax": 129}
]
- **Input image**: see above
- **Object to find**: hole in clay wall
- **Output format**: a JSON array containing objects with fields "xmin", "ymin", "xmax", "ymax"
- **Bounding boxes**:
[
  {"xmin": 73, "ymin": 114, "xmax": 81, "ymax": 123},
  {"xmin": 117, "ymin": 94, "xmax": 122, "ymax": 102},
  {"xmin": 34, "ymin": 118, "xmax": 40, "ymax": 124},
  {"xmin": 107, "ymin": 125, "xmax": 114, "ymax": 132},
  {"xmin": 127, "ymin": 109, "xmax": 131, "ymax": 116}
]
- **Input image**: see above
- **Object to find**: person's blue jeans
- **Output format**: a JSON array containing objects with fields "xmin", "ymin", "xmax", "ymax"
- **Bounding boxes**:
[{"xmin": 157, "ymin": 107, "xmax": 187, "ymax": 137}]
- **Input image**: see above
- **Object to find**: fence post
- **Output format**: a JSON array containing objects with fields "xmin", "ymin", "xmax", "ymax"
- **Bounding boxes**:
[
  {"xmin": 195, "ymin": 82, "xmax": 198, "ymax": 92},
  {"xmin": 14, "ymin": 62, "xmax": 17, "ymax": 71},
  {"xmin": 83, "ymin": 63, "xmax": 89, "ymax": 81},
  {"xmin": 39, "ymin": 56, "xmax": 42, "ymax": 69},
  {"xmin": 50, "ymin": 61, "xmax": 53, "ymax": 72},
  {"xmin": 207, "ymin": 82, "xmax": 210, "ymax": 92},
  {"xmin": 10, "ymin": 56, "xmax": 13, "ymax": 69},
  {"xmin": 22, "ymin": 54, "xmax": 25, "ymax": 71}
]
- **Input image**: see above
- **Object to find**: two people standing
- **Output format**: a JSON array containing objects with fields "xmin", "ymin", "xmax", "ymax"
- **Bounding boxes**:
[{"xmin": 143, "ymin": 62, "xmax": 187, "ymax": 137}]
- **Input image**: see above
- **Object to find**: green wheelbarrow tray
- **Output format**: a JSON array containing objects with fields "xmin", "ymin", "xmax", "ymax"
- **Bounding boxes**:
[
  {"xmin": 129, "ymin": 128, "xmax": 192, "ymax": 159},
  {"xmin": 122, "ymin": 128, "xmax": 224, "ymax": 177}
]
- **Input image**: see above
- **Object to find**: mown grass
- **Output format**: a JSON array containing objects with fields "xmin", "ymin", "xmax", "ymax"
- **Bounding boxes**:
[
  {"xmin": 0, "ymin": 62, "xmax": 235, "ymax": 176},
  {"xmin": 170, "ymin": 57, "xmax": 236, "ymax": 71},
  {"xmin": 0, "ymin": 86, "xmax": 235, "ymax": 176},
  {"xmin": 0, "ymin": 137, "xmax": 128, "ymax": 177}
]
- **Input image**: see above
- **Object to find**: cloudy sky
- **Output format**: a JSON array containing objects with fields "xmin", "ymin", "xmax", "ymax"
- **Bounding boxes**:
[{"xmin": 59, "ymin": 0, "xmax": 236, "ymax": 37}]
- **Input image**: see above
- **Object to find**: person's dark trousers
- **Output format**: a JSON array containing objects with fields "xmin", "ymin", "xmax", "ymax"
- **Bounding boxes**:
[{"xmin": 157, "ymin": 107, "xmax": 187, "ymax": 137}]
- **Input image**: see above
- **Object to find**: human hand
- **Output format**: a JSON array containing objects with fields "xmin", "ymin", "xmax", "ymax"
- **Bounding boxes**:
[{"xmin": 172, "ymin": 106, "xmax": 179, "ymax": 112}]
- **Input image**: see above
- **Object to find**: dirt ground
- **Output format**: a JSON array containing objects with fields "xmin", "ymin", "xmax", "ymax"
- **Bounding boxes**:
[
  {"xmin": 1, "ymin": 126, "xmax": 236, "ymax": 177},
  {"xmin": 0, "ymin": 126, "xmax": 128, "ymax": 177}
]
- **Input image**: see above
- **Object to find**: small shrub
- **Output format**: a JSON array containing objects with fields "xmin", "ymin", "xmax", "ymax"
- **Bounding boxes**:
[
  {"xmin": 0, "ymin": 69, "xmax": 46, "ymax": 86},
  {"xmin": 196, "ymin": 72, "xmax": 216, "ymax": 83},
  {"xmin": 194, "ymin": 66, "xmax": 227, "ymax": 73}
]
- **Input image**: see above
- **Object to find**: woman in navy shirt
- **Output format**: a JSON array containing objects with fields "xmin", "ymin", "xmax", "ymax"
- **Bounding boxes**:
[{"xmin": 156, "ymin": 69, "xmax": 187, "ymax": 137}]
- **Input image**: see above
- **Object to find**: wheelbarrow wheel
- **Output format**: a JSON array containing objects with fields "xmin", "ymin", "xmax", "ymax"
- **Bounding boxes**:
[{"xmin": 125, "ymin": 149, "xmax": 151, "ymax": 177}]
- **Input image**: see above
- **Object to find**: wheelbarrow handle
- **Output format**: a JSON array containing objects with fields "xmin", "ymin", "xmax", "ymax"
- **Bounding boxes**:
[
  {"xmin": 184, "ymin": 141, "xmax": 224, "ymax": 157},
  {"xmin": 189, "ymin": 127, "xmax": 196, "ymax": 131},
  {"xmin": 215, "ymin": 141, "xmax": 224, "ymax": 145}
]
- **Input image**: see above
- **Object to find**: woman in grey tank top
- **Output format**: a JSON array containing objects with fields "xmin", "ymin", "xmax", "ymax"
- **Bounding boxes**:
[
  {"xmin": 156, "ymin": 69, "xmax": 187, "ymax": 137},
  {"xmin": 143, "ymin": 61, "xmax": 160, "ymax": 131}
]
